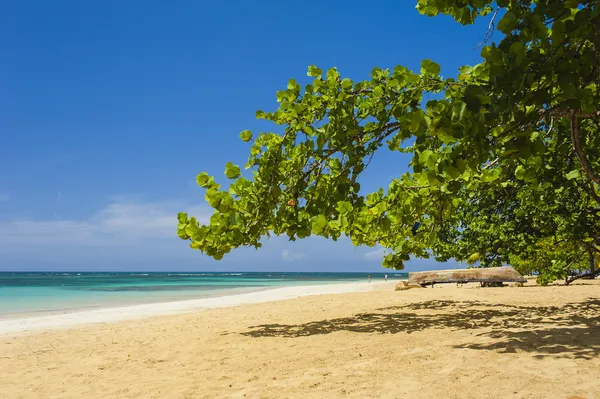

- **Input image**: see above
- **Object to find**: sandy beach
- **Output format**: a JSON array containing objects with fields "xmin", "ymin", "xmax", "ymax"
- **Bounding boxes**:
[{"xmin": 1, "ymin": 279, "xmax": 599, "ymax": 399}]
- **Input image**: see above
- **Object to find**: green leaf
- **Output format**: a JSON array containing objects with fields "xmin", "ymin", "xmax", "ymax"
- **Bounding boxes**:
[
  {"xmin": 416, "ymin": 2, "xmax": 438, "ymax": 17},
  {"xmin": 307, "ymin": 65, "xmax": 322, "ymax": 77},
  {"xmin": 239, "ymin": 130, "xmax": 253, "ymax": 142},
  {"xmin": 409, "ymin": 112, "xmax": 422, "ymax": 133},
  {"xmin": 551, "ymin": 20, "xmax": 565, "ymax": 43},
  {"xmin": 418, "ymin": 150, "xmax": 433, "ymax": 167},
  {"xmin": 455, "ymin": 158, "xmax": 467, "ymax": 173},
  {"xmin": 466, "ymin": 252, "xmax": 480, "ymax": 265},
  {"xmin": 437, "ymin": 127, "xmax": 456, "ymax": 144},
  {"xmin": 326, "ymin": 68, "xmax": 340, "ymax": 81},
  {"xmin": 452, "ymin": 102, "xmax": 467, "ymax": 120},
  {"xmin": 515, "ymin": 165, "xmax": 526, "ymax": 180},
  {"xmin": 566, "ymin": 170, "xmax": 580, "ymax": 180},
  {"xmin": 444, "ymin": 165, "xmax": 461, "ymax": 180},
  {"xmin": 481, "ymin": 168, "xmax": 502, "ymax": 182},
  {"xmin": 287, "ymin": 79, "xmax": 298, "ymax": 90},
  {"xmin": 196, "ymin": 172, "xmax": 211, "ymax": 187},
  {"xmin": 464, "ymin": 87, "xmax": 482, "ymax": 112},
  {"xmin": 420, "ymin": 59, "xmax": 441, "ymax": 75},
  {"xmin": 426, "ymin": 170, "xmax": 440, "ymax": 185},
  {"xmin": 225, "ymin": 162, "xmax": 241, "ymax": 179},
  {"xmin": 497, "ymin": 11, "xmax": 517, "ymax": 34},
  {"xmin": 336, "ymin": 201, "xmax": 353, "ymax": 215},
  {"xmin": 341, "ymin": 78, "xmax": 353, "ymax": 90},
  {"xmin": 311, "ymin": 214, "xmax": 328, "ymax": 235},
  {"xmin": 509, "ymin": 42, "xmax": 526, "ymax": 65}
]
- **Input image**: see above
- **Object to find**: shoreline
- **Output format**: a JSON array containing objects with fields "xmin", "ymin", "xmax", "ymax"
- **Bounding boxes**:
[{"xmin": 0, "ymin": 281, "xmax": 389, "ymax": 337}]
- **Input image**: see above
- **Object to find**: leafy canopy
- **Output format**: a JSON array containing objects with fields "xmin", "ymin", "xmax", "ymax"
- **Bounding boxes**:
[
  {"xmin": 433, "ymin": 121, "xmax": 600, "ymax": 283},
  {"xmin": 178, "ymin": 0, "xmax": 600, "ymax": 271}
]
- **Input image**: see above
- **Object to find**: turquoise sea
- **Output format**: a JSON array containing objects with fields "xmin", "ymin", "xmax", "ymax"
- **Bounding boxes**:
[{"xmin": 0, "ymin": 272, "xmax": 407, "ymax": 317}]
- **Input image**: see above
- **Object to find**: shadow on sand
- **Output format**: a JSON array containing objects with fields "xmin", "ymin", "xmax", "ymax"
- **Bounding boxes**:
[{"xmin": 241, "ymin": 299, "xmax": 600, "ymax": 359}]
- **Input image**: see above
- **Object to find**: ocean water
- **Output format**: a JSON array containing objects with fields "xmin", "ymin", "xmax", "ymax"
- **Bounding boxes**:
[{"xmin": 0, "ymin": 272, "xmax": 407, "ymax": 317}]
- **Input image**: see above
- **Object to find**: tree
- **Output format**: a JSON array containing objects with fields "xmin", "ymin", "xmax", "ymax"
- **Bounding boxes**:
[
  {"xmin": 178, "ymin": 0, "xmax": 600, "ymax": 275},
  {"xmin": 509, "ymin": 239, "xmax": 591, "ymax": 285},
  {"xmin": 432, "ymin": 122, "xmax": 600, "ymax": 283}
]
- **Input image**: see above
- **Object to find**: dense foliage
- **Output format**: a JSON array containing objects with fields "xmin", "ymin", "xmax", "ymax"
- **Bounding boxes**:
[
  {"xmin": 433, "ymin": 122, "xmax": 600, "ymax": 283},
  {"xmin": 178, "ymin": 0, "xmax": 600, "ymax": 282}
]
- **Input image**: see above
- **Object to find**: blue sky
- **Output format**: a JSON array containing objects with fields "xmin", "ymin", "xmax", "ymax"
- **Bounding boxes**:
[{"xmin": 1, "ymin": 1, "xmax": 497, "ymax": 272}]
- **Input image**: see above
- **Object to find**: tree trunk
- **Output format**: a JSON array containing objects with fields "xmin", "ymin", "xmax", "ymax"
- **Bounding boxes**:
[{"xmin": 586, "ymin": 249, "xmax": 596, "ymax": 279}]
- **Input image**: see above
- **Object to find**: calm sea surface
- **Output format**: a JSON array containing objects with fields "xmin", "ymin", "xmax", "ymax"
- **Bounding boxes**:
[{"xmin": 0, "ymin": 272, "xmax": 407, "ymax": 317}]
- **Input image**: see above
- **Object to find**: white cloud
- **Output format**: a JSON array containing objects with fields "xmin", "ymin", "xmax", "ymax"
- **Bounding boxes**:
[
  {"xmin": 0, "ymin": 197, "xmax": 459, "ymax": 272},
  {"xmin": 0, "ymin": 199, "xmax": 212, "ymax": 247},
  {"xmin": 93, "ymin": 201, "xmax": 182, "ymax": 239},
  {"xmin": 0, "ymin": 198, "xmax": 377, "ymax": 271},
  {"xmin": 363, "ymin": 246, "xmax": 387, "ymax": 261},
  {"xmin": 1, "ymin": 220, "xmax": 97, "ymax": 246},
  {"xmin": 281, "ymin": 249, "xmax": 308, "ymax": 262}
]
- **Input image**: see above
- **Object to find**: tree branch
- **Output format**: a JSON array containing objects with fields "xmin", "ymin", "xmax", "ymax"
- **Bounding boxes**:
[
  {"xmin": 565, "ymin": 267, "xmax": 600, "ymax": 285},
  {"xmin": 483, "ymin": 158, "xmax": 499, "ymax": 170},
  {"xmin": 585, "ymin": 181, "xmax": 600, "ymax": 204},
  {"xmin": 570, "ymin": 111, "xmax": 600, "ymax": 185},
  {"xmin": 391, "ymin": 179, "xmax": 430, "ymax": 190},
  {"xmin": 546, "ymin": 109, "xmax": 600, "ymax": 118},
  {"xmin": 474, "ymin": 8, "xmax": 499, "ymax": 50}
]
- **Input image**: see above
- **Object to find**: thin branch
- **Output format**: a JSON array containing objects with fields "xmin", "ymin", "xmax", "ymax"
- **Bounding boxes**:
[
  {"xmin": 544, "ymin": 109, "xmax": 600, "ymax": 119},
  {"xmin": 474, "ymin": 8, "xmax": 500, "ymax": 50},
  {"xmin": 590, "ymin": 244, "xmax": 600, "ymax": 254},
  {"xmin": 547, "ymin": 117, "xmax": 554, "ymax": 136},
  {"xmin": 585, "ymin": 181, "xmax": 600, "ymax": 204},
  {"xmin": 349, "ymin": 89, "xmax": 373, "ymax": 95},
  {"xmin": 483, "ymin": 158, "xmax": 499, "ymax": 170},
  {"xmin": 565, "ymin": 267, "xmax": 600, "ymax": 285},
  {"xmin": 570, "ymin": 111, "xmax": 600, "ymax": 185},
  {"xmin": 392, "ymin": 179, "xmax": 430, "ymax": 190}
]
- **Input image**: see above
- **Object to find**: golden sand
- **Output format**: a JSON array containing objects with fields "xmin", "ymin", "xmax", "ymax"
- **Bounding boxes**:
[{"xmin": 1, "ymin": 280, "xmax": 599, "ymax": 398}]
